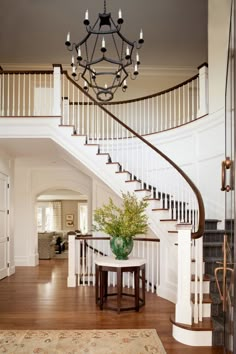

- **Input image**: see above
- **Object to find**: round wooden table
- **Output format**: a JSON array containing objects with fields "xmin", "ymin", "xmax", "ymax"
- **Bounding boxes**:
[{"xmin": 95, "ymin": 256, "xmax": 146, "ymax": 313}]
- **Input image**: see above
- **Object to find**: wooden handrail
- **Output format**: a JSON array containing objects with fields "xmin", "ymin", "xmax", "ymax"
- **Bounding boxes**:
[
  {"xmin": 64, "ymin": 71, "xmax": 205, "ymax": 239},
  {"xmin": 0, "ymin": 70, "xmax": 54, "ymax": 75},
  {"xmin": 71, "ymin": 234, "xmax": 160, "ymax": 242},
  {"xmin": 101, "ymin": 74, "xmax": 199, "ymax": 105}
]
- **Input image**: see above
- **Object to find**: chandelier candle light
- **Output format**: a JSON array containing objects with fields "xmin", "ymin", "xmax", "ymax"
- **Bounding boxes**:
[{"xmin": 65, "ymin": 0, "xmax": 144, "ymax": 102}]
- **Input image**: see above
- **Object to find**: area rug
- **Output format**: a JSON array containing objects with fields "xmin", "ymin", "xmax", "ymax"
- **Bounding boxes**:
[{"xmin": 0, "ymin": 329, "xmax": 166, "ymax": 353}]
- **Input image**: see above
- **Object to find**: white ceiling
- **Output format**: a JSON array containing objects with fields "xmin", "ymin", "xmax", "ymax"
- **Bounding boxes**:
[
  {"xmin": 0, "ymin": 0, "xmax": 208, "ymax": 69},
  {"xmin": 0, "ymin": 0, "xmax": 208, "ymax": 194}
]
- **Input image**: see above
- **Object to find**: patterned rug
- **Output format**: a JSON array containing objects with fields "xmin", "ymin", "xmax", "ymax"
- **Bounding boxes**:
[{"xmin": 0, "ymin": 329, "xmax": 166, "ymax": 353}]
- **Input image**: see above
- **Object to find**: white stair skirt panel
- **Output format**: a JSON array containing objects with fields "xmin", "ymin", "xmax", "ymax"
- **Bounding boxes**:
[{"xmin": 172, "ymin": 324, "xmax": 212, "ymax": 346}]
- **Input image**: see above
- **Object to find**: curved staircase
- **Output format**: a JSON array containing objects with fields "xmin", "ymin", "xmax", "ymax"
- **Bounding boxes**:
[{"xmin": 0, "ymin": 65, "xmax": 213, "ymax": 346}]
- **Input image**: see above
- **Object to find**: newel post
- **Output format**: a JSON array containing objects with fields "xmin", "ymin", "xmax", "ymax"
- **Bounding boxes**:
[
  {"xmin": 67, "ymin": 233, "xmax": 77, "ymax": 287},
  {"xmin": 53, "ymin": 64, "xmax": 62, "ymax": 116},
  {"xmin": 197, "ymin": 63, "xmax": 208, "ymax": 117},
  {"xmin": 175, "ymin": 223, "xmax": 193, "ymax": 325}
]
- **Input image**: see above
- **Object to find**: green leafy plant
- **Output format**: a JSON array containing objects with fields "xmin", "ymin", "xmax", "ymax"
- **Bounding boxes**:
[{"xmin": 93, "ymin": 192, "xmax": 148, "ymax": 238}]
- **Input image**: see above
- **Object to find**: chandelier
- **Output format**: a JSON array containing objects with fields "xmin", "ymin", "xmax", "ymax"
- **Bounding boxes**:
[{"xmin": 65, "ymin": 0, "xmax": 144, "ymax": 102}]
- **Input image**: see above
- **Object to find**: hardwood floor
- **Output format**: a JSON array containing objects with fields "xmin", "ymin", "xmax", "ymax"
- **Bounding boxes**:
[{"xmin": 0, "ymin": 259, "xmax": 223, "ymax": 354}]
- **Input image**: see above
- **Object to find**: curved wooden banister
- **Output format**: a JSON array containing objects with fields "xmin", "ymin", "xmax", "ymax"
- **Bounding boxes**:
[
  {"xmin": 64, "ymin": 71, "xmax": 205, "ymax": 240},
  {"xmin": 101, "ymin": 74, "xmax": 199, "ymax": 105},
  {"xmin": 1, "ymin": 70, "xmax": 54, "ymax": 75}
]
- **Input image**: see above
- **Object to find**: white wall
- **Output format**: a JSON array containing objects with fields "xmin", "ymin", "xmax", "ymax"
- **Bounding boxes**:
[
  {"xmin": 14, "ymin": 159, "xmax": 92, "ymax": 266},
  {"xmin": 147, "ymin": 112, "xmax": 225, "ymax": 223},
  {"xmin": 208, "ymin": 0, "xmax": 231, "ymax": 114}
]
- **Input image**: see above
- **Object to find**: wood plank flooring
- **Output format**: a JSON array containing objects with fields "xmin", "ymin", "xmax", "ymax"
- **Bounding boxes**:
[{"xmin": 0, "ymin": 259, "xmax": 223, "ymax": 354}]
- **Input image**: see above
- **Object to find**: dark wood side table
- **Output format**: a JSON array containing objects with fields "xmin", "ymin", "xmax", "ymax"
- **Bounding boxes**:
[{"xmin": 95, "ymin": 256, "xmax": 146, "ymax": 313}]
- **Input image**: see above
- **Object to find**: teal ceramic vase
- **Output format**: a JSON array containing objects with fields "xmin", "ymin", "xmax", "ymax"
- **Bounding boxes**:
[{"xmin": 110, "ymin": 236, "xmax": 134, "ymax": 260}]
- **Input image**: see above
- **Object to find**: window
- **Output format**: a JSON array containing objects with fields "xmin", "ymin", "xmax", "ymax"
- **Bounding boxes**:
[
  {"xmin": 37, "ymin": 201, "xmax": 62, "ymax": 232},
  {"xmin": 79, "ymin": 204, "xmax": 88, "ymax": 234}
]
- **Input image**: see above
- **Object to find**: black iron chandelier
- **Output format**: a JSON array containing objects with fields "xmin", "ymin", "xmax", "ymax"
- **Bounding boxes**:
[{"xmin": 65, "ymin": 0, "xmax": 144, "ymax": 102}]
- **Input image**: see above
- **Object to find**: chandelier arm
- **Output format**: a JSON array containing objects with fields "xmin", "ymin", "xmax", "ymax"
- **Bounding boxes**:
[
  {"xmin": 129, "ymin": 72, "xmax": 138, "ymax": 81},
  {"xmin": 88, "ymin": 82, "xmax": 122, "ymax": 91},
  {"xmin": 109, "ymin": 17, "xmax": 135, "ymax": 48},
  {"xmin": 85, "ymin": 25, "xmax": 122, "ymax": 36},
  {"xmin": 116, "ymin": 30, "xmax": 135, "ymax": 48},
  {"xmin": 84, "ymin": 41, "xmax": 90, "ymax": 67},
  {"xmin": 85, "ymin": 17, "xmax": 100, "ymax": 35},
  {"xmin": 84, "ymin": 56, "xmax": 123, "ymax": 67},
  {"xmin": 75, "ymin": 32, "xmax": 92, "ymax": 50},
  {"xmin": 111, "ymin": 33, "xmax": 121, "ymax": 61},
  {"xmin": 90, "ymin": 34, "xmax": 100, "ymax": 64},
  {"xmin": 66, "ymin": 42, "xmax": 77, "ymax": 52},
  {"xmin": 73, "ymin": 72, "xmax": 81, "ymax": 82},
  {"xmin": 134, "ymin": 41, "xmax": 143, "ymax": 50}
]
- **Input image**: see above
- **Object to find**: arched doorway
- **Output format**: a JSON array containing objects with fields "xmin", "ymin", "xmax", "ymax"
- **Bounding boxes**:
[{"xmin": 36, "ymin": 188, "xmax": 88, "ymax": 261}]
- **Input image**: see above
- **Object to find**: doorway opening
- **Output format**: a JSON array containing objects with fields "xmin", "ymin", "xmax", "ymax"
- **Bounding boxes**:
[{"xmin": 36, "ymin": 188, "xmax": 88, "ymax": 261}]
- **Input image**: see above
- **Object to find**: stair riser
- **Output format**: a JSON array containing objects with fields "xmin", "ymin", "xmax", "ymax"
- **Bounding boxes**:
[
  {"xmin": 135, "ymin": 190, "xmax": 153, "ymax": 199},
  {"xmin": 205, "ymin": 262, "xmax": 222, "ymax": 275},
  {"xmin": 203, "ymin": 247, "xmax": 223, "ymax": 258},
  {"xmin": 191, "ymin": 281, "xmax": 210, "ymax": 294},
  {"xmin": 191, "ymin": 262, "xmax": 205, "ymax": 275},
  {"xmin": 212, "ymin": 330, "xmax": 224, "ymax": 346},
  {"xmin": 125, "ymin": 181, "xmax": 142, "ymax": 192},
  {"xmin": 204, "ymin": 220, "xmax": 219, "ymax": 230},
  {"xmin": 203, "ymin": 233, "xmax": 224, "ymax": 242},
  {"xmin": 200, "ymin": 303, "xmax": 211, "ymax": 317},
  {"xmin": 211, "ymin": 302, "xmax": 223, "ymax": 317},
  {"xmin": 115, "ymin": 172, "xmax": 131, "ymax": 183}
]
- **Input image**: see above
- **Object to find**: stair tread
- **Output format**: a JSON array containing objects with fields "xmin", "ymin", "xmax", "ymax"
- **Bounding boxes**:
[
  {"xmin": 204, "ymin": 256, "xmax": 223, "ymax": 262},
  {"xmin": 152, "ymin": 208, "xmax": 169, "ymax": 211},
  {"xmin": 191, "ymin": 293, "xmax": 212, "ymax": 304},
  {"xmin": 115, "ymin": 170, "xmax": 131, "ymax": 174},
  {"xmin": 204, "ymin": 242, "xmax": 223, "ymax": 246},
  {"xmin": 106, "ymin": 162, "xmax": 121, "ymax": 166},
  {"xmin": 125, "ymin": 180, "xmax": 141, "ymax": 183},
  {"xmin": 144, "ymin": 197, "xmax": 160, "ymax": 201},
  {"xmin": 191, "ymin": 274, "xmax": 210, "ymax": 282},
  {"xmin": 204, "ymin": 230, "xmax": 225, "ymax": 234},
  {"xmin": 170, "ymin": 314, "xmax": 213, "ymax": 331},
  {"xmin": 160, "ymin": 219, "xmax": 177, "ymax": 222}
]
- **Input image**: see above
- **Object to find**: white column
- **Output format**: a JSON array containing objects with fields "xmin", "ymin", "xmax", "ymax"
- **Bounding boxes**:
[
  {"xmin": 197, "ymin": 63, "xmax": 208, "ymax": 117},
  {"xmin": 175, "ymin": 223, "xmax": 192, "ymax": 325},
  {"xmin": 53, "ymin": 64, "xmax": 61, "ymax": 116},
  {"xmin": 67, "ymin": 234, "xmax": 77, "ymax": 287}
]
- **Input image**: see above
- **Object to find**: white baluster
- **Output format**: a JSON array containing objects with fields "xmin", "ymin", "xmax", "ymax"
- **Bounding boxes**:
[
  {"xmin": 187, "ymin": 82, "xmax": 190, "ymax": 122},
  {"xmin": 28, "ymin": 73, "xmax": 31, "ymax": 116},
  {"xmin": 7, "ymin": 74, "xmax": 10, "ymax": 116},
  {"xmin": 0, "ymin": 72, "xmax": 2, "ymax": 115},
  {"xmin": 191, "ymin": 79, "xmax": 194, "ymax": 120},
  {"xmin": 151, "ymin": 243, "xmax": 154, "ymax": 293},
  {"xmin": 156, "ymin": 242, "xmax": 159, "ymax": 294},
  {"xmin": 17, "ymin": 74, "xmax": 20, "ymax": 116},
  {"xmin": 174, "ymin": 89, "xmax": 176, "ymax": 127}
]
